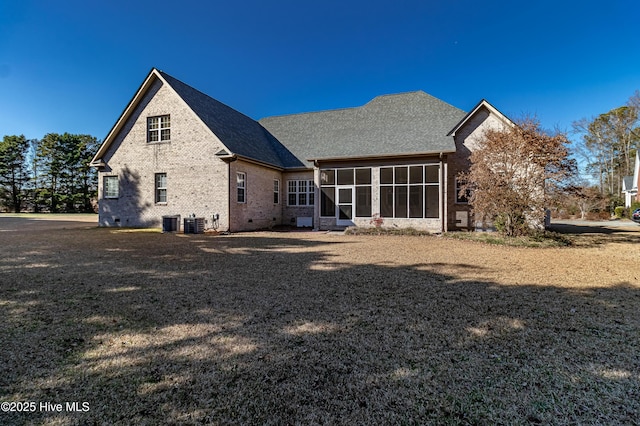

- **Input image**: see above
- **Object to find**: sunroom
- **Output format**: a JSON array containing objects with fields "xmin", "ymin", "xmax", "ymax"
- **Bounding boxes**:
[{"xmin": 314, "ymin": 160, "xmax": 446, "ymax": 232}]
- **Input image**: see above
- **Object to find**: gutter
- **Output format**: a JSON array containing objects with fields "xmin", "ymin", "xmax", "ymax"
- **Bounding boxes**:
[{"xmin": 308, "ymin": 149, "xmax": 456, "ymax": 164}]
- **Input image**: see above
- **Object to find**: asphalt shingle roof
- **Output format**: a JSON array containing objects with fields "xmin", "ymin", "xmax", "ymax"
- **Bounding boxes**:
[
  {"xmin": 159, "ymin": 71, "xmax": 304, "ymax": 169},
  {"xmin": 259, "ymin": 91, "xmax": 467, "ymax": 167},
  {"xmin": 161, "ymin": 70, "xmax": 467, "ymax": 170}
]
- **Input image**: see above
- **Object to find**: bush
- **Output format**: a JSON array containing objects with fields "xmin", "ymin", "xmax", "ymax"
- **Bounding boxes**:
[
  {"xmin": 493, "ymin": 213, "xmax": 529, "ymax": 236},
  {"xmin": 614, "ymin": 206, "xmax": 626, "ymax": 219},
  {"xmin": 345, "ymin": 226, "xmax": 431, "ymax": 236},
  {"xmin": 447, "ymin": 230, "xmax": 572, "ymax": 248},
  {"xmin": 585, "ymin": 211, "xmax": 611, "ymax": 220}
]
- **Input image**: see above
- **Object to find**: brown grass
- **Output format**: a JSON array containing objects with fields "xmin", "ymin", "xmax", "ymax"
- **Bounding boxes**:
[{"xmin": 1, "ymin": 215, "xmax": 639, "ymax": 425}]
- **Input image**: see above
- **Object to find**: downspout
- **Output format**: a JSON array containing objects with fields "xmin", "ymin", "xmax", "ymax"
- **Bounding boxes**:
[
  {"xmin": 440, "ymin": 152, "xmax": 447, "ymax": 233},
  {"xmin": 228, "ymin": 161, "xmax": 232, "ymax": 232},
  {"xmin": 313, "ymin": 160, "xmax": 320, "ymax": 231},
  {"xmin": 227, "ymin": 157, "xmax": 238, "ymax": 232}
]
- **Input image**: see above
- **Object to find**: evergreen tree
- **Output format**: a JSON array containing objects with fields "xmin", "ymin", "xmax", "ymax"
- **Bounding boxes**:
[{"xmin": 0, "ymin": 135, "xmax": 30, "ymax": 212}]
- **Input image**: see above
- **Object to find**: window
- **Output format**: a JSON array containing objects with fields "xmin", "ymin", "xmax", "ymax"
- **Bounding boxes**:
[
  {"xmin": 456, "ymin": 177, "xmax": 471, "ymax": 204},
  {"xmin": 273, "ymin": 179, "xmax": 280, "ymax": 204},
  {"xmin": 320, "ymin": 168, "xmax": 371, "ymax": 217},
  {"xmin": 147, "ymin": 115, "xmax": 170, "ymax": 142},
  {"xmin": 104, "ymin": 175, "xmax": 119, "ymax": 198},
  {"xmin": 287, "ymin": 179, "xmax": 314, "ymax": 206},
  {"xmin": 237, "ymin": 172, "xmax": 246, "ymax": 203},
  {"xmin": 155, "ymin": 173, "xmax": 167, "ymax": 204},
  {"xmin": 379, "ymin": 165, "xmax": 440, "ymax": 219}
]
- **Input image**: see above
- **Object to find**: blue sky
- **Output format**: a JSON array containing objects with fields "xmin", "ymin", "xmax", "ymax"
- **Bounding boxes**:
[{"xmin": 1, "ymin": 0, "xmax": 639, "ymax": 144}]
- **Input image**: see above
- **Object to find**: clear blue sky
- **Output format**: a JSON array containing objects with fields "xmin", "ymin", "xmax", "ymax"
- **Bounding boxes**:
[{"xmin": 1, "ymin": 0, "xmax": 639, "ymax": 144}]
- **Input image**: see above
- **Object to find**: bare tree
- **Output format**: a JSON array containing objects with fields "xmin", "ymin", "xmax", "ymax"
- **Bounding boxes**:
[
  {"xmin": 572, "ymin": 94, "xmax": 640, "ymax": 197},
  {"xmin": 459, "ymin": 117, "xmax": 575, "ymax": 236},
  {"xmin": 565, "ymin": 184, "xmax": 608, "ymax": 220}
]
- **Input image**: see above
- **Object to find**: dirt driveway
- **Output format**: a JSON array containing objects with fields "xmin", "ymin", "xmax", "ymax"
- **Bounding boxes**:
[{"xmin": 1, "ymin": 215, "xmax": 639, "ymax": 424}]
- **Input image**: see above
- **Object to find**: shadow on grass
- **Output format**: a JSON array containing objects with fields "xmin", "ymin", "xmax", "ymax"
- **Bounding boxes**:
[
  {"xmin": 0, "ymin": 227, "xmax": 639, "ymax": 425},
  {"xmin": 548, "ymin": 222, "xmax": 640, "ymax": 247}
]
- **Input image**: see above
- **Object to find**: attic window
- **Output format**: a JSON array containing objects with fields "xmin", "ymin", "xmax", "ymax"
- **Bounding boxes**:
[{"xmin": 148, "ymin": 115, "xmax": 170, "ymax": 142}]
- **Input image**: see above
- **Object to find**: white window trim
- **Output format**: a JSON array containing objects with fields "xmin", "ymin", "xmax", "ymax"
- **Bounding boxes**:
[
  {"xmin": 287, "ymin": 179, "xmax": 314, "ymax": 206},
  {"xmin": 274, "ymin": 179, "xmax": 280, "ymax": 204},
  {"xmin": 147, "ymin": 115, "xmax": 171, "ymax": 143},
  {"xmin": 319, "ymin": 167, "xmax": 373, "ymax": 218},
  {"xmin": 104, "ymin": 175, "xmax": 119, "ymax": 199},
  {"xmin": 378, "ymin": 164, "xmax": 440, "ymax": 219},
  {"xmin": 237, "ymin": 172, "xmax": 246, "ymax": 203},
  {"xmin": 155, "ymin": 173, "xmax": 167, "ymax": 204}
]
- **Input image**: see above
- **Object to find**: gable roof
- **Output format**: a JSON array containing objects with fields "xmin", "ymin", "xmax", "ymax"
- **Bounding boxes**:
[
  {"xmin": 92, "ymin": 68, "xmax": 303, "ymax": 169},
  {"xmin": 447, "ymin": 99, "xmax": 514, "ymax": 137},
  {"xmin": 259, "ymin": 91, "xmax": 467, "ymax": 166},
  {"xmin": 157, "ymin": 71, "xmax": 303, "ymax": 169},
  {"xmin": 93, "ymin": 69, "xmax": 499, "ymax": 172}
]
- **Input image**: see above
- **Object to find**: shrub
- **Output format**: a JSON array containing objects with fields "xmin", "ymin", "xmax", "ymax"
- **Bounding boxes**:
[
  {"xmin": 493, "ymin": 213, "xmax": 529, "ymax": 237},
  {"xmin": 345, "ymin": 226, "xmax": 430, "ymax": 236},
  {"xmin": 585, "ymin": 211, "xmax": 611, "ymax": 220},
  {"xmin": 614, "ymin": 206, "xmax": 626, "ymax": 219}
]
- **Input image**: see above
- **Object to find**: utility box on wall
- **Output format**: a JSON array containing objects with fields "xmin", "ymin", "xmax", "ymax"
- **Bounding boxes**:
[
  {"xmin": 455, "ymin": 211, "xmax": 469, "ymax": 228},
  {"xmin": 296, "ymin": 217, "xmax": 313, "ymax": 227}
]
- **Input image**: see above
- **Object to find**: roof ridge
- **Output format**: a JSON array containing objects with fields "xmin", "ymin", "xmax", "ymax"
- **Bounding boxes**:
[
  {"xmin": 260, "ymin": 104, "xmax": 363, "ymax": 121},
  {"xmin": 261, "ymin": 90, "xmax": 458, "ymax": 121}
]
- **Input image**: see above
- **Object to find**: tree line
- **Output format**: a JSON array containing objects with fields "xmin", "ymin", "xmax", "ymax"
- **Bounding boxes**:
[
  {"xmin": 572, "ymin": 91, "xmax": 640, "ymax": 204},
  {"xmin": 0, "ymin": 133, "xmax": 98, "ymax": 213}
]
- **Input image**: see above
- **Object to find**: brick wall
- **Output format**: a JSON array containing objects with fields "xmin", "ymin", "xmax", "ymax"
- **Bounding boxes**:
[
  {"xmin": 98, "ymin": 79, "xmax": 230, "ymax": 230},
  {"xmin": 282, "ymin": 170, "xmax": 315, "ymax": 227},
  {"xmin": 448, "ymin": 106, "xmax": 510, "ymax": 230},
  {"xmin": 229, "ymin": 159, "xmax": 283, "ymax": 231}
]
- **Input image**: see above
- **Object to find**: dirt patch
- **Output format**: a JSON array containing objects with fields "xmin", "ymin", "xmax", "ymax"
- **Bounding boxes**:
[{"xmin": 1, "ymin": 217, "xmax": 639, "ymax": 425}]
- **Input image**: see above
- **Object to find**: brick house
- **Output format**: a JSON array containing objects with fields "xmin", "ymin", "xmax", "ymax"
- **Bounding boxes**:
[{"xmin": 91, "ymin": 68, "xmax": 512, "ymax": 232}]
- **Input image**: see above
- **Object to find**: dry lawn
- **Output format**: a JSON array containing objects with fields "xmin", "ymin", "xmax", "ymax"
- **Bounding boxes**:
[{"xmin": 1, "ymin": 214, "xmax": 640, "ymax": 425}]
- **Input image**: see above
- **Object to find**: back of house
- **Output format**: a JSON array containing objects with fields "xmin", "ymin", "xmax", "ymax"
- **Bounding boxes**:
[{"xmin": 91, "ymin": 68, "xmax": 512, "ymax": 232}]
